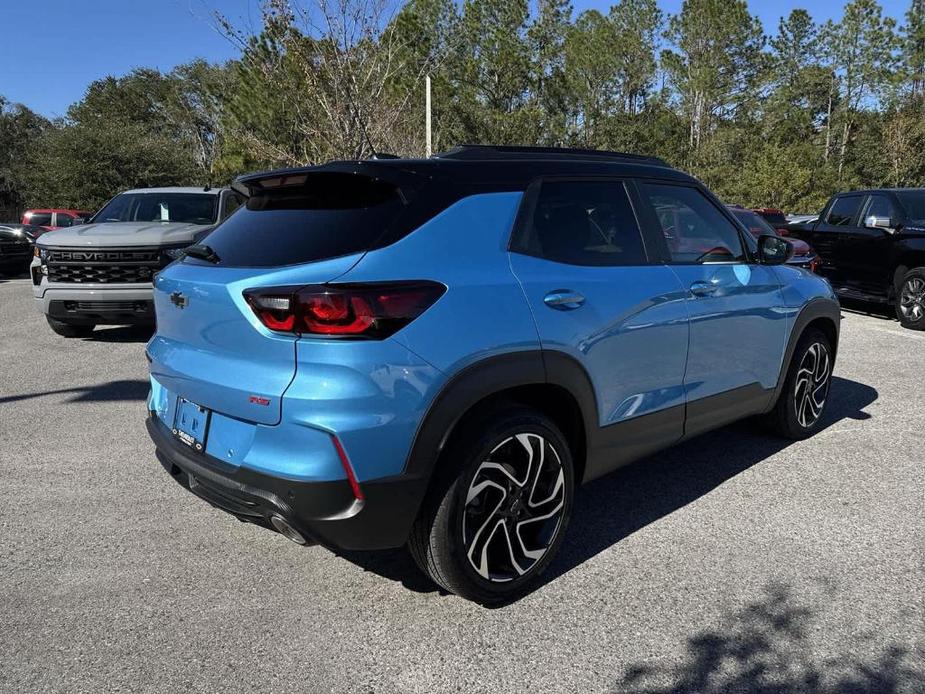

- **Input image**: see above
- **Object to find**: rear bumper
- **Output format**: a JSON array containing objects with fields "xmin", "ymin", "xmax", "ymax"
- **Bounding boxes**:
[{"xmin": 146, "ymin": 415, "xmax": 428, "ymax": 550}]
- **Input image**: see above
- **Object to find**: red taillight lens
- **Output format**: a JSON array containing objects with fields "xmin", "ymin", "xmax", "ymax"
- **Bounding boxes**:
[{"xmin": 244, "ymin": 281, "xmax": 445, "ymax": 339}]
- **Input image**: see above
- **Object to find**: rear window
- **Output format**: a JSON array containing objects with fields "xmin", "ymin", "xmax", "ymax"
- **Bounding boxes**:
[
  {"xmin": 197, "ymin": 173, "xmax": 406, "ymax": 267},
  {"xmin": 757, "ymin": 210, "xmax": 787, "ymax": 226}
]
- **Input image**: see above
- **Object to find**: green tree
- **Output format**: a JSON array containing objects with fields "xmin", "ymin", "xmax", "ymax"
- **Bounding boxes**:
[
  {"xmin": 0, "ymin": 97, "xmax": 49, "ymax": 219},
  {"xmin": 662, "ymin": 0, "xmax": 766, "ymax": 151}
]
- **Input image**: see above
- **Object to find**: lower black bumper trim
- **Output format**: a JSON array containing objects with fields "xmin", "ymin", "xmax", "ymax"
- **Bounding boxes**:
[{"xmin": 146, "ymin": 415, "xmax": 428, "ymax": 550}]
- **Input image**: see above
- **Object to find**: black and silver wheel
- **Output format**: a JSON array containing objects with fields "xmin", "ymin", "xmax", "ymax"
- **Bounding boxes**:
[
  {"xmin": 45, "ymin": 316, "xmax": 95, "ymax": 338},
  {"xmin": 409, "ymin": 408, "xmax": 574, "ymax": 603},
  {"xmin": 764, "ymin": 327, "xmax": 833, "ymax": 439},
  {"xmin": 895, "ymin": 269, "xmax": 925, "ymax": 330}
]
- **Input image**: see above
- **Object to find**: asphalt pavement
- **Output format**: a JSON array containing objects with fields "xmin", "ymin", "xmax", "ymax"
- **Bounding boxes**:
[{"xmin": 0, "ymin": 274, "xmax": 922, "ymax": 693}]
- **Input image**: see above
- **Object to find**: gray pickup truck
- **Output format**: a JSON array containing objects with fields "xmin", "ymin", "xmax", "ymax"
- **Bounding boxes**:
[{"xmin": 31, "ymin": 186, "xmax": 243, "ymax": 337}]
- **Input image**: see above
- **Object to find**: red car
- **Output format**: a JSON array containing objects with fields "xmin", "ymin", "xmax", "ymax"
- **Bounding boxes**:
[
  {"xmin": 752, "ymin": 207, "xmax": 791, "ymax": 235},
  {"xmin": 729, "ymin": 206, "xmax": 819, "ymax": 272},
  {"xmin": 22, "ymin": 208, "xmax": 93, "ymax": 231}
]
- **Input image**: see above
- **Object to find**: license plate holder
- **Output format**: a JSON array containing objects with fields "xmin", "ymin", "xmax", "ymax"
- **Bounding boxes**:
[{"xmin": 172, "ymin": 398, "xmax": 211, "ymax": 452}]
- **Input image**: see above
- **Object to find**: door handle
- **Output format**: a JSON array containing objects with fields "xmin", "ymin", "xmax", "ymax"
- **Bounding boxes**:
[
  {"xmin": 544, "ymin": 290, "xmax": 586, "ymax": 310},
  {"xmin": 689, "ymin": 281, "xmax": 718, "ymax": 297}
]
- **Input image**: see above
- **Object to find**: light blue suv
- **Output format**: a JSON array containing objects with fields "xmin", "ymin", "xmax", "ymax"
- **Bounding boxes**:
[{"xmin": 146, "ymin": 146, "xmax": 840, "ymax": 603}]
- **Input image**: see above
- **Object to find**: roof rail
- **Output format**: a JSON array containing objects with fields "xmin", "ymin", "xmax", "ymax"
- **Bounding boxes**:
[{"xmin": 434, "ymin": 144, "xmax": 669, "ymax": 167}]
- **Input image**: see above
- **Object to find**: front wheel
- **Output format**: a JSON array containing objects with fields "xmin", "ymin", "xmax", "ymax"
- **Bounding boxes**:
[
  {"xmin": 895, "ymin": 268, "xmax": 925, "ymax": 330},
  {"xmin": 409, "ymin": 408, "xmax": 574, "ymax": 604},
  {"xmin": 763, "ymin": 327, "xmax": 833, "ymax": 440},
  {"xmin": 45, "ymin": 316, "xmax": 95, "ymax": 338}
]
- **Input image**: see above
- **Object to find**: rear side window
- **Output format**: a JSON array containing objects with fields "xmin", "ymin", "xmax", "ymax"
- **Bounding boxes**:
[
  {"xmin": 199, "ymin": 173, "xmax": 406, "ymax": 267},
  {"xmin": 511, "ymin": 180, "xmax": 647, "ymax": 266},
  {"xmin": 27, "ymin": 212, "xmax": 52, "ymax": 226},
  {"xmin": 640, "ymin": 183, "xmax": 745, "ymax": 263},
  {"xmin": 825, "ymin": 196, "xmax": 862, "ymax": 226}
]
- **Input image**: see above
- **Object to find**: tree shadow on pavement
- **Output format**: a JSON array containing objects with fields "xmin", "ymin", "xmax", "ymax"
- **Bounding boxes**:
[
  {"xmin": 339, "ymin": 376, "xmax": 878, "ymax": 600},
  {"xmin": 614, "ymin": 583, "xmax": 922, "ymax": 693},
  {"xmin": 0, "ymin": 379, "xmax": 150, "ymax": 405}
]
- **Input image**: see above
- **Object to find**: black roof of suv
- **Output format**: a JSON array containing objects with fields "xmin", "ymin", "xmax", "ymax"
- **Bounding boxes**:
[{"xmin": 233, "ymin": 145, "xmax": 688, "ymax": 197}]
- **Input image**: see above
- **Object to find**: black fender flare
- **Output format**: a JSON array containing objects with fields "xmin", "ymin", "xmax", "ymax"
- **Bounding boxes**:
[
  {"xmin": 402, "ymin": 350, "xmax": 599, "ymax": 480},
  {"xmin": 763, "ymin": 296, "xmax": 841, "ymax": 413}
]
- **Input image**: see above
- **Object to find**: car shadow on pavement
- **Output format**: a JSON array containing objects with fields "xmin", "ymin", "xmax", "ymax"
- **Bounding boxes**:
[
  {"xmin": 0, "ymin": 379, "xmax": 150, "ymax": 405},
  {"xmin": 83, "ymin": 325, "xmax": 155, "ymax": 343},
  {"xmin": 614, "ymin": 582, "xmax": 922, "ymax": 693},
  {"xmin": 839, "ymin": 298, "xmax": 895, "ymax": 321},
  {"xmin": 338, "ymin": 376, "xmax": 878, "ymax": 602}
]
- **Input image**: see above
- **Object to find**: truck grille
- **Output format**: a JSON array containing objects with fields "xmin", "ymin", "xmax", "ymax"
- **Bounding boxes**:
[
  {"xmin": 0, "ymin": 240, "xmax": 31, "ymax": 259},
  {"xmin": 44, "ymin": 247, "xmax": 165, "ymax": 284}
]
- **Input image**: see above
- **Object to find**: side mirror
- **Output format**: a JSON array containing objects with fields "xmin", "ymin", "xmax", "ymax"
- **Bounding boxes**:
[
  {"xmin": 864, "ymin": 215, "xmax": 896, "ymax": 233},
  {"xmin": 757, "ymin": 234, "xmax": 794, "ymax": 265}
]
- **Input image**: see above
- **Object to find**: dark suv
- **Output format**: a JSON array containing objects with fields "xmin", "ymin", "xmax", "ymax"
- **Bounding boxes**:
[{"xmin": 787, "ymin": 189, "xmax": 925, "ymax": 329}]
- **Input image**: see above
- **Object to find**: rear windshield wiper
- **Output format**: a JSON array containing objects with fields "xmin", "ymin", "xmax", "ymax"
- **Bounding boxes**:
[{"xmin": 183, "ymin": 244, "xmax": 221, "ymax": 264}]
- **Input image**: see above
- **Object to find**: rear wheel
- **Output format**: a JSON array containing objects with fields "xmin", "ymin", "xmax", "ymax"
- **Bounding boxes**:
[
  {"xmin": 409, "ymin": 407, "xmax": 574, "ymax": 604},
  {"xmin": 895, "ymin": 268, "xmax": 925, "ymax": 330},
  {"xmin": 763, "ymin": 327, "xmax": 833, "ymax": 440},
  {"xmin": 46, "ymin": 316, "xmax": 95, "ymax": 338}
]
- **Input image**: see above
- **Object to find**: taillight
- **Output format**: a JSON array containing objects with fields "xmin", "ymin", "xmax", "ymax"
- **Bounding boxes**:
[{"xmin": 244, "ymin": 281, "xmax": 446, "ymax": 339}]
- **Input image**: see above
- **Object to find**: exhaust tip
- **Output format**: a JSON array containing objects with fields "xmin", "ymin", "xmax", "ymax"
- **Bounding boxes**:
[{"xmin": 270, "ymin": 514, "xmax": 307, "ymax": 545}]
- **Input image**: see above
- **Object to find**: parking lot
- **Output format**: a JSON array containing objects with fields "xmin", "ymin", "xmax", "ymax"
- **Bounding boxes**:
[{"xmin": 0, "ymin": 274, "xmax": 922, "ymax": 693}]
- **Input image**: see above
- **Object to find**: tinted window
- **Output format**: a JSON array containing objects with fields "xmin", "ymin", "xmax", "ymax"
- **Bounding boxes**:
[
  {"xmin": 825, "ymin": 196, "xmax": 862, "ymax": 226},
  {"xmin": 198, "ymin": 173, "xmax": 405, "ymax": 267},
  {"xmin": 865, "ymin": 195, "xmax": 897, "ymax": 221},
  {"xmin": 512, "ymin": 180, "xmax": 646, "ymax": 266},
  {"xmin": 757, "ymin": 210, "xmax": 787, "ymax": 226},
  {"xmin": 27, "ymin": 213, "xmax": 52, "ymax": 226},
  {"xmin": 55, "ymin": 214, "xmax": 74, "ymax": 228},
  {"xmin": 732, "ymin": 209, "xmax": 776, "ymax": 238},
  {"xmin": 895, "ymin": 191, "xmax": 925, "ymax": 221},
  {"xmin": 221, "ymin": 192, "xmax": 244, "ymax": 220},
  {"xmin": 641, "ymin": 183, "xmax": 745, "ymax": 263},
  {"xmin": 94, "ymin": 193, "xmax": 217, "ymax": 224}
]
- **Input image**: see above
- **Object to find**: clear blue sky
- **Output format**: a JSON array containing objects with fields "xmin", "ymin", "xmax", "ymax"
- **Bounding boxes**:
[{"xmin": 0, "ymin": 0, "xmax": 911, "ymax": 118}]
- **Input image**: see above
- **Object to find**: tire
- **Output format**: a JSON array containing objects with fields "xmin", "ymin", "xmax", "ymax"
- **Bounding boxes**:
[
  {"xmin": 894, "ymin": 268, "xmax": 925, "ymax": 331},
  {"xmin": 409, "ymin": 407, "xmax": 575, "ymax": 604},
  {"xmin": 763, "ymin": 327, "xmax": 833, "ymax": 440},
  {"xmin": 45, "ymin": 316, "xmax": 95, "ymax": 338}
]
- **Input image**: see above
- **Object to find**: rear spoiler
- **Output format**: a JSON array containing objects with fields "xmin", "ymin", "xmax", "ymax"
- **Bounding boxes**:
[{"xmin": 231, "ymin": 161, "xmax": 428, "ymax": 203}]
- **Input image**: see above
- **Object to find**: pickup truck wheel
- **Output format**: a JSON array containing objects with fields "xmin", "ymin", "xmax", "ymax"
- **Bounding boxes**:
[
  {"xmin": 408, "ymin": 407, "xmax": 574, "ymax": 604},
  {"xmin": 764, "ymin": 327, "xmax": 833, "ymax": 440},
  {"xmin": 46, "ymin": 316, "xmax": 95, "ymax": 338},
  {"xmin": 895, "ymin": 269, "xmax": 925, "ymax": 330}
]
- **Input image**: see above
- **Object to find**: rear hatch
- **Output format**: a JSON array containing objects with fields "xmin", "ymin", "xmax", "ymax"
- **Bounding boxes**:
[{"xmin": 148, "ymin": 167, "xmax": 427, "ymax": 426}]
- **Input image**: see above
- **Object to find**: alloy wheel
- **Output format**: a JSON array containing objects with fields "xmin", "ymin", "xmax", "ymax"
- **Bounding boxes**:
[
  {"xmin": 899, "ymin": 277, "xmax": 925, "ymax": 322},
  {"xmin": 793, "ymin": 342, "xmax": 831, "ymax": 428},
  {"xmin": 462, "ymin": 433, "xmax": 566, "ymax": 583}
]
